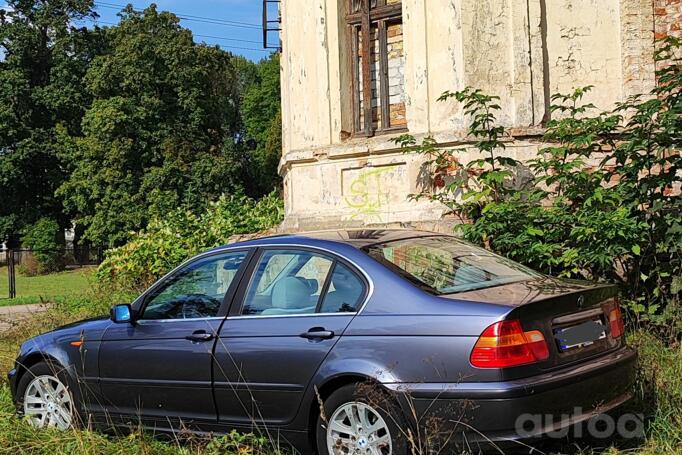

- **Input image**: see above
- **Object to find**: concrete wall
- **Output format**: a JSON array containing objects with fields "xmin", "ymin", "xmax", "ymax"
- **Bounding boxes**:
[{"xmin": 279, "ymin": 0, "xmax": 661, "ymax": 231}]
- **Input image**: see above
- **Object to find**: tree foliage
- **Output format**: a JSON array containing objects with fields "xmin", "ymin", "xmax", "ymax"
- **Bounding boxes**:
[
  {"xmin": 0, "ymin": 2, "xmax": 284, "ymax": 248},
  {"xmin": 398, "ymin": 38, "xmax": 682, "ymax": 340},
  {"xmin": 0, "ymin": 0, "xmax": 101, "ymax": 241},
  {"xmin": 57, "ymin": 5, "xmax": 248, "ymax": 247},
  {"xmin": 98, "ymin": 192, "xmax": 284, "ymax": 290},
  {"xmin": 21, "ymin": 218, "xmax": 64, "ymax": 274},
  {"xmin": 240, "ymin": 53, "xmax": 282, "ymax": 196}
]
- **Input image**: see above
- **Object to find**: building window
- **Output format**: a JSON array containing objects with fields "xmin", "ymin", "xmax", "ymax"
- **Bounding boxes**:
[{"xmin": 347, "ymin": 0, "xmax": 406, "ymax": 137}]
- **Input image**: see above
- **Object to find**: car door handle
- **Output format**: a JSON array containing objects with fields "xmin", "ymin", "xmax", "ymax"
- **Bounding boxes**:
[
  {"xmin": 300, "ymin": 328, "xmax": 335, "ymax": 340},
  {"xmin": 185, "ymin": 331, "xmax": 214, "ymax": 342}
]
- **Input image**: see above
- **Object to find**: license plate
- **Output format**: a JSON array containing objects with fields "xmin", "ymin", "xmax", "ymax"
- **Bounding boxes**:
[{"xmin": 555, "ymin": 319, "xmax": 606, "ymax": 351}]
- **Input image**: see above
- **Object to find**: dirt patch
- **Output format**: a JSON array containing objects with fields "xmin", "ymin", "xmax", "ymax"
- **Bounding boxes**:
[{"xmin": 0, "ymin": 304, "xmax": 50, "ymax": 332}]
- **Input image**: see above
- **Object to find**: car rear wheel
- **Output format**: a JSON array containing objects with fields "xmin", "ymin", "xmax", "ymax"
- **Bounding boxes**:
[
  {"xmin": 316, "ymin": 383, "xmax": 407, "ymax": 455},
  {"xmin": 16, "ymin": 361, "xmax": 77, "ymax": 430}
]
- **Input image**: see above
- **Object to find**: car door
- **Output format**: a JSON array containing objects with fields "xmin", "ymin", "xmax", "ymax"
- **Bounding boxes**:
[
  {"xmin": 213, "ymin": 248, "xmax": 368, "ymax": 426},
  {"xmin": 98, "ymin": 249, "xmax": 252, "ymax": 425}
]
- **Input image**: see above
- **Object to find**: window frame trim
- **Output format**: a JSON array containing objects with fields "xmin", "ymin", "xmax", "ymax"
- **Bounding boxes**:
[
  {"xmin": 315, "ymin": 260, "xmax": 338, "ymax": 313},
  {"xmin": 346, "ymin": 0, "xmax": 406, "ymax": 138},
  {"xmin": 362, "ymin": 236, "xmax": 542, "ymax": 295},
  {"xmin": 228, "ymin": 246, "xmax": 371, "ymax": 319},
  {"xmin": 345, "ymin": 2, "xmax": 402, "ymax": 25},
  {"xmin": 133, "ymin": 248, "xmax": 256, "ymax": 321},
  {"xmin": 236, "ymin": 248, "xmax": 335, "ymax": 316}
]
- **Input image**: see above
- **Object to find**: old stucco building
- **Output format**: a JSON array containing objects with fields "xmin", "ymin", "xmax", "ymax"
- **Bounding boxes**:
[{"xmin": 277, "ymin": 0, "xmax": 681, "ymax": 231}]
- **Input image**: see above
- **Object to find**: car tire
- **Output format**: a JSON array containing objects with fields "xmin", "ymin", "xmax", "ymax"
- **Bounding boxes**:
[
  {"xmin": 316, "ymin": 382, "xmax": 408, "ymax": 455},
  {"xmin": 15, "ymin": 360, "xmax": 82, "ymax": 430}
]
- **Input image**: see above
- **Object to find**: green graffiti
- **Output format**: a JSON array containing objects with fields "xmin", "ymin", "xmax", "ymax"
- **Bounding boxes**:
[{"xmin": 344, "ymin": 166, "xmax": 398, "ymax": 221}]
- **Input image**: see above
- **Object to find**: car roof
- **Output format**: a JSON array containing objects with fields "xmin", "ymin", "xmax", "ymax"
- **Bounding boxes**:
[{"xmin": 218, "ymin": 229, "xmax": 448, "ymax": 251}]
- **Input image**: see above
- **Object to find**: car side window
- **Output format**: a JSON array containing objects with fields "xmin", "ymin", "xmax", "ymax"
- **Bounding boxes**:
[
  {"xmin": 241, "ymin": 250, "xmax": 333, "ymax": 316},
  {"xmin": 142, "ymin": 251, "xmax": 248, "ymax": 320},
  {"xmin": 319, "ymin": 263, "xmax": 365, "ymax": 313}
]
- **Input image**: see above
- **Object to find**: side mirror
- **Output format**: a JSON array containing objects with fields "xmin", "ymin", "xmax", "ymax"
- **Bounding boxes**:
[{"xmin": 111, "ymin": 304, "xmax": 134, "ymax": 324}]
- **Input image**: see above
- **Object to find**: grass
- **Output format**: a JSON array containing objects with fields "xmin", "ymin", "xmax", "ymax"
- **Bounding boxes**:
[
  {"xmin": 0, "ymin": 267, "xmax": 96, "ymax": 306},
  {"xmin": 0, "ymin": 383, "xmax": 274, "ymax": 454},
  {"xmin": 0, "ymin": 288, "xmax": 679, "ymax": 454},
  {"xmin": 535, "ymin": 331, "xmax": 682, "ymax": 455},
  {"xmin": 626, "ymin": 332, "xmax": 682, "ymax": 453}
]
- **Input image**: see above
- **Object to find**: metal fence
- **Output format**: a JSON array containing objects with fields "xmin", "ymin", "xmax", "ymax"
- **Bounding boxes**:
[
  {"xmin": 6, "ymin": 249, "xmax": 16, "ymax": 300},
  {"xmin": 2, "ymin": 247, "xmax": 104, "ymax": 299}
]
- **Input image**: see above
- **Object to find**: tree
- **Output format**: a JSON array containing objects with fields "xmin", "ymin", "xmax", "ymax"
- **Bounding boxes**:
[
  {"xmin": 21, "ymin": 218, "xmax": 65, "ymax": 274},
  {"xmin": 241, "ymin": 53, "xmax": 282, "ymax": 196},
  {"xmin": 0, "ymin": 0, "xmax": 100, "ymax": 242},
  {"xmin": 231, "ymin": 55, "xmax": 261, "ymax": 97},
  {"xmin": 58, "ymin": 5, "xmax": 244, "ymax": 246}
]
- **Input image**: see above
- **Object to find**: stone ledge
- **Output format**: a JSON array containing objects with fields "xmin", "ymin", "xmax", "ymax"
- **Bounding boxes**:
[
  {"xmin": 279, "ymin": 127, "xmax": 548, "ymax": 171},
  {"xmin": 278, "ymin": 215, "xmax": 464, "ymax": 235}
]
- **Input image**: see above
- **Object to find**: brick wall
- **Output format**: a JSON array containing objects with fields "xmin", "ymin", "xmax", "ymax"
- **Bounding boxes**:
[
  {"xmin": 654, "ymin": 0, "xmax": 682, "ymax": 42},
  {"xmin": 387, "ymin": 23, "xmax": 406, "ymax": 128},
  {"xmin": 619, "ymin": 0, "xmax": 679, "ymax": 98},
  {"xmin": 620, "ymin": 0, "xmax": 656, "ymax": 97},
  {"xmin": 357, "ymin": 22, "xmax": 406, "ymax": 130}
]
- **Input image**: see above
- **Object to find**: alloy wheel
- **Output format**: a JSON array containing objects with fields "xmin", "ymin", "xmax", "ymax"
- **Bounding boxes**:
[
  {"xmin": 23, "ymin": 374, "xmax": 73, "ymax": 430},
  {"xmin": 327, "ymin": 401, "xmax": 392, "ymax": 455}
]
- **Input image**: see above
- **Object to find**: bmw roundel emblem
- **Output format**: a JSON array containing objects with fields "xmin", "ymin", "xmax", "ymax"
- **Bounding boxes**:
[{"xmin": 577, "ymin": 295, "xmax": 585, "ymax": 308}]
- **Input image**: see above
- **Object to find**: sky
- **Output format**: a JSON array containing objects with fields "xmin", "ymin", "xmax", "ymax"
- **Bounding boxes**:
[{"xmin": 1, "ymin": 0, "xmax": 277, "ymax": 61}]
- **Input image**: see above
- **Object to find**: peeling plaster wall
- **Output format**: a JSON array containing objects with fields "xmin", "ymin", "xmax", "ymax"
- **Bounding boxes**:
[
  {"xmin": 285, "ymin": 152, "xmax": 447, "ymax": 228},
  {"xmin": 545, "ymin": 0, "xmax": 625, "ymax": 111},
  {"xmin": 279, "ymin": 0, "xmax": 659, "ymax": 231},
  {"xmin": 425, "ymin": 0, "xmax": 466, "ymax": 132},
  {"xmin": 461, "ymin": 0, "xmax": 515, "ymax": 124},
  {"xmin": 280, "ymin": 0, "xmax": 333, "ymax": 152}
]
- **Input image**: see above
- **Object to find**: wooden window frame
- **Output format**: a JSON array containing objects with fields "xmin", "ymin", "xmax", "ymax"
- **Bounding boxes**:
[{"xmin": 347, "ymin": 0, "xmax": 405, "ymax": 138}]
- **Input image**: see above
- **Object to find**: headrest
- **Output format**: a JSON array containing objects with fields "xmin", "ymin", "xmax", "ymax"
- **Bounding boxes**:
[{"xmin": 271, "ymin": 276, "xmax": 311, "ymax": 309}]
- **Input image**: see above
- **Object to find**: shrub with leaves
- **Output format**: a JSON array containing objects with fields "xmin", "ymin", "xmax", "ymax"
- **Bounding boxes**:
[
  {"xmin": 97, "ymin": 192, "xmax": 284, "ymax": 290},
  {"xmin": 20, "ymin": 218, "xmax": 65, "ymax": 275},
  {"xmin": 395, "ymin": 88, "xmax": 521, "ymax": 221},
  {"xmin": 398, "ymin": 38, "xmax": 681, "ymax": 340}
]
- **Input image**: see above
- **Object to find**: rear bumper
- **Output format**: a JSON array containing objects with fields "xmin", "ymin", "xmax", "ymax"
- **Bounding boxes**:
[{"xmin": 386, "ymin": 346, "xmax": 637, "ymax": 445}]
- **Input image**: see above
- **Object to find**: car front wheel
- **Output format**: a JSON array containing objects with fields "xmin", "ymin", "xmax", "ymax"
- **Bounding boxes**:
[
  {"xmin": 316, "ymin": 383, "xmax": 406, "ymax": 455},
  {"xmin": 16, "ymin": 361, "xmax": 77, "ymax": 430}
]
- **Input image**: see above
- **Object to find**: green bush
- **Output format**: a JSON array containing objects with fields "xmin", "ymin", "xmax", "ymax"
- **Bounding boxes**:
[
  {"xmin": 97, "ymin": 192, "xmax": 284, "ymax": 290},
  {"xmin": 397, "ymin": 38, "xmax": 682, "ymax": 341},
  {"xmin": 20, "ymin": 218, "xmax": 65, "ymax": 275}
]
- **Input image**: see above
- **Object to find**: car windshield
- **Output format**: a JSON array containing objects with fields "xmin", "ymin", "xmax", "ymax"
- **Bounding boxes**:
[{"xmin": 363, "ymin": 235, "xmax": 541, "ymax": 294}]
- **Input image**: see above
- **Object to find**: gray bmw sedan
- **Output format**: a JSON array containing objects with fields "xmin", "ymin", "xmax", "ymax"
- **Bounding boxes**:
[{"xmin": 8, "ymin": 229, "xmax": 636, "ymax": 454}]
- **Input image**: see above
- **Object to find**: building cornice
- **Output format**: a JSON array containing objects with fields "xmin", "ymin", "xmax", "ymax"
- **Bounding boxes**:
[{"xmin": 279, "ymin": 127, "xmax": 547, "ymax": 173}]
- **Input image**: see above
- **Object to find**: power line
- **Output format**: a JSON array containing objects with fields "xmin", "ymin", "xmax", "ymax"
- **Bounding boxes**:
[
  {"xmin": 96, "ymin": 1, "xmax": 261, "ymax": 29},
  {"xmin": 84, "ymin": 17, "xmax": 264, "ymax": 46},
  {"xmin": 97, "ymin": 1, "xmax": 260, "ymax": 27},
  {"xmin": 1, "ymin": 0, "xmax": 254, "ymax": 29},
  {"xmin": 216, "ymin": 44, "xmax": 271, "ymax": 53},
  {"xmin": 193, "ymin": 33, "xmax": 262, "ymax": 46},
  {"xmin": 90, "ymin": 19, "xmax": 262, "ymax": 44},
  {"xmin": 0, "ymin": 1, "xmax": 269, "ymax": 54},
  {"xmin": 74, "ymin": 18, "xmax": 269, "ymax": 53}
]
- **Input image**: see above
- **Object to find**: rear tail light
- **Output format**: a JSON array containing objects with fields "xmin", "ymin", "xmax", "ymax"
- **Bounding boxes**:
[
  {"xmin": 608, "ymin": 301, "xmax": 625, "ymax": 338},
  {"xmin": 470, "ymin": 320, "xmax": 550, "ymax": 368}
]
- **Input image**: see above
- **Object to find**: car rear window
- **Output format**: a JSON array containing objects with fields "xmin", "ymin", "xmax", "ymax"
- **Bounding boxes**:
[{"xmin": 363, "ymin": 236, "xmax": 541, "ymax": 294}]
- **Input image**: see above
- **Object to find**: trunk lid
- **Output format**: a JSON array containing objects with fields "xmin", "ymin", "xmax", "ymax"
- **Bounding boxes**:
[{"xmin": 444, "ymin": 277, "xmax": 624, "ymax": 371}]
